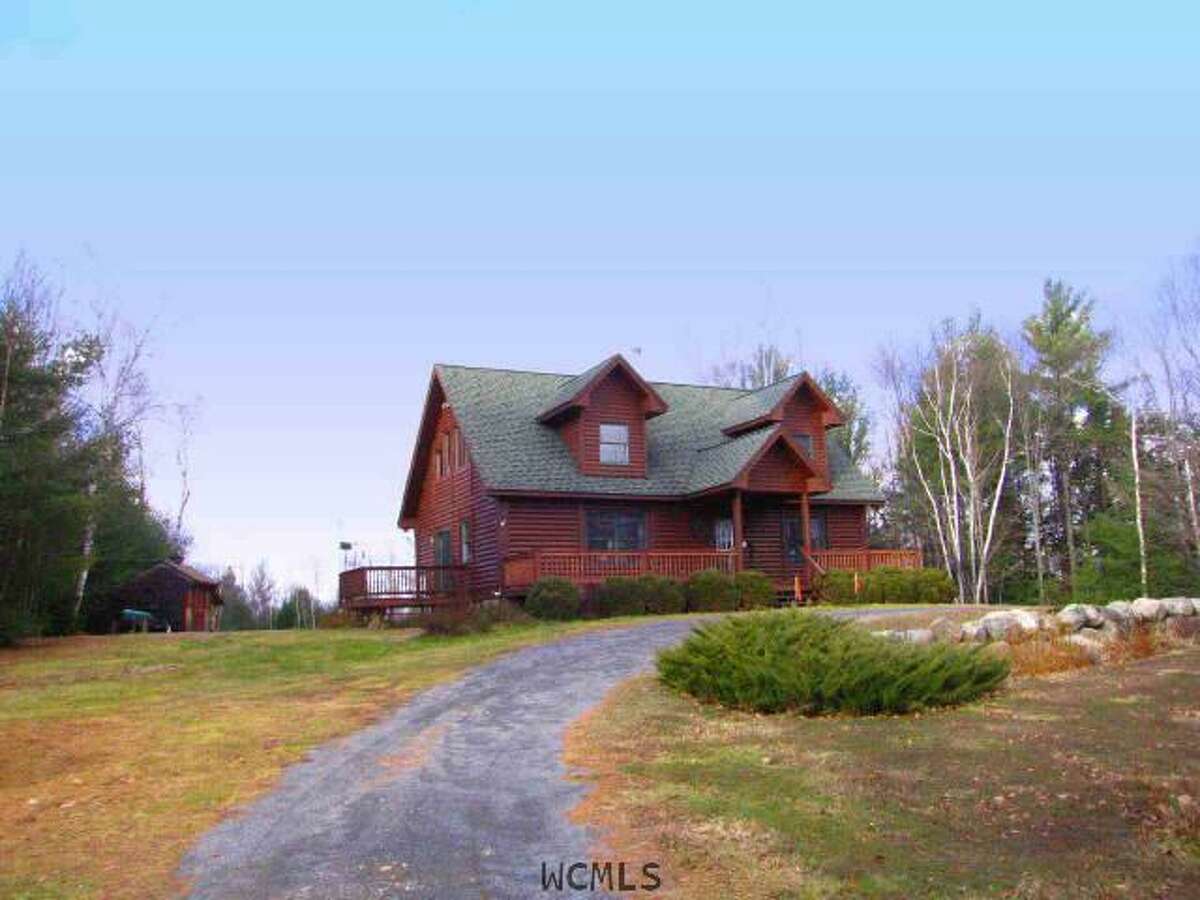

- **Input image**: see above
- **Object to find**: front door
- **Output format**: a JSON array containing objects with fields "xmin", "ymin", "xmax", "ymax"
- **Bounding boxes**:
[{"xmin": 782, "ymin": 511, "xmax": 828, "ymax": 567}]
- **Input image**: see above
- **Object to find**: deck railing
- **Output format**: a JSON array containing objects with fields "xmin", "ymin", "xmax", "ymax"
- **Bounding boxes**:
[
  {"xmin": 808, "ymin": 548, "xmax": 923, "ymax": 572},
  {"xmin": 504, "ymin": 550, "xmax": 740, "ymax": 590},
  {"xmin": 339, "ymin": 565, "xmax": 468, "ymax": 609}
]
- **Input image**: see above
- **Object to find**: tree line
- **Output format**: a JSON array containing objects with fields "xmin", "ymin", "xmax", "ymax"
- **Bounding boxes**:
[
  {"xmin": 0, "ymin": 256, "xmax": 323, "ymax": 643},
  {"xmin": 713, "ymin": 252, "xmax": 1200, "ymax": 605}
]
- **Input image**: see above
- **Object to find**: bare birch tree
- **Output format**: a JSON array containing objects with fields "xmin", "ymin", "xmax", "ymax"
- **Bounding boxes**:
[
  {"xmin": 879, "ymin": 320, "xmax": 1018, "ymax": 604},
  {"xmin": 73, "ymin": 313, "xmax": 157, "ymax": 620}
]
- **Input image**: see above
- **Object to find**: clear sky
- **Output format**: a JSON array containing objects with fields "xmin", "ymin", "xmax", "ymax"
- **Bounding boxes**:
[{"xmin": 2, "ymin": 2, "xmax": 1198, "ymax": 600}]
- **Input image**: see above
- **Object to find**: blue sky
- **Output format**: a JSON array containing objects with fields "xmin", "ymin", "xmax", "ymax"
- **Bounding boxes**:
[{"xmin": 2, "ymin": 2, "xmax": 1198, "ymax": 597}]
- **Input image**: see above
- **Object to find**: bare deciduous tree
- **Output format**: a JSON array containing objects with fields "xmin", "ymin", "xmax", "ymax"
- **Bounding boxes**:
[
  {"xmin": 879, "ymin": 319, "xmax": 1017, "ymax": 604},
  {"xmin": 73, "ymin": 312, "xmax": 158, "ymax": 620}
]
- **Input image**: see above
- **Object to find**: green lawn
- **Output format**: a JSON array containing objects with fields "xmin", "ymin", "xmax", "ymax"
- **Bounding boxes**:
[
  {"xmin": 567, "ymin": 646, "xmax": 1200, "ymax": 898},
  {"xmin": 0, "ymin": 619, "xmax": 651, "ymax": 899}
]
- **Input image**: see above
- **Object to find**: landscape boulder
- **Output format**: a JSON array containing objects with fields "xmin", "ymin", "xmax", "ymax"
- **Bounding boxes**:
[
  {"xmin": 958, "ymin": 621, "xmax": 987, "ymax": 643},
  {"xmin": 1162, "ymin": 598, "xmax": 1197, "ymax": 617},
  {"xmin": 978, "ymin": 609, "xmax": 1041, "ymax": 641},
  {"xmin": 872, "ymin": 628, "xmax": 936, "ymax": 645},
  {"xmin": 1130, "ymin": 598, "xmax": 1168, "ymax": 623},
  {"xmin": 927, "ymin": 616, "xmax": 958, "ymax": 640},
  {"xmin": 1056, "ymin": 604, "xmax": 1103, "ymax": 631},
  {"xmin": 1103, "ymin": 601, "xmax": 1133, "ymax": 624}
]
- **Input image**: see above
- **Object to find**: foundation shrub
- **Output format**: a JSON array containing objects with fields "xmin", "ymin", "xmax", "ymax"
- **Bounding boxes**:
[
  {"xmin": 734, "ymin": 570, "xmax": 775, "ymax": 609},
  {"xmin": 591, "ymin": 578, "xmax": 649, "ymax": 618},
  {"xmin": 813, "ymin": 567, "xmax": 954, "ymax": 605},
  {"xmin": 418, "ymin": 600, "xmax": 533, "ymax": 635},
  {"xmin": 684, "ymin": 570, "xmax": 739, "ymax": 612},
  {"xmin": 638, "ymin": 576, "xmax": 687, "ymax": 615},
  {"xmin": 657, "ymin": 610, "xmax": 1010, "ymax": 715},
  {"xmin": 525, "ymin": 578, "xmax": 582, "ymax": 621}
]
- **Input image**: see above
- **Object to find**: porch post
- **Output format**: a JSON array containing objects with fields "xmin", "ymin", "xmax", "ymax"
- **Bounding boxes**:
[{"xmin": 732, "ymin": 489, "xmax": 744, "ymax": 572}]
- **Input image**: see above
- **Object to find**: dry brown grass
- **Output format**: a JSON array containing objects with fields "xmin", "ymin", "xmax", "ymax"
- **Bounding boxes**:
[{"xmin": 1007, "ymin": 633, "xmax": 1096, "ymax": 677}]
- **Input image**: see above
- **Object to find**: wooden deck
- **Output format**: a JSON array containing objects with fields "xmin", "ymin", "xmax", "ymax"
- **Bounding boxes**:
[
  {"xmin": 338, "ymin": 565, "xmax": 468, "ymax": 611},
  {"xmin": 339, "ymin": 547, "xmax": 923, "ymax": 611},
  {"xmin": 501, "ymin": 547, "xmax": 922, "ymax": 592}
]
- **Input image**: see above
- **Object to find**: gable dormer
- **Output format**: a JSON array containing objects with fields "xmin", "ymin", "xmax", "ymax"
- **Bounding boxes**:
[
  {"xmin": 538, "ymin": 355, "xmax": 667, "ymax": 479},
  {"xmin": 721, "ymin": 373, "xmax": 844, "ymax": 492}
]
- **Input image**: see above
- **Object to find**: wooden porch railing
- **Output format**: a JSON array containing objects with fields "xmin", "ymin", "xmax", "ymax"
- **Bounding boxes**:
[
  {"xmin": 504, "ymin": 550, "xmax": 741, "ymax": 590},
  {"xmin": 339, "ymin": 565, "xmax": 468, "ymax": 609},
  {"xmin": 808, "ymin": 548, "xmax": 923, "ymax": 572}
]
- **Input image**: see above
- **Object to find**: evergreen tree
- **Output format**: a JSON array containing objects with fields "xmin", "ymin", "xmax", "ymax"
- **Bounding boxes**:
[{"xmin": 1021, "ymin": 281, "xmax": 1115, "ymax": 594}]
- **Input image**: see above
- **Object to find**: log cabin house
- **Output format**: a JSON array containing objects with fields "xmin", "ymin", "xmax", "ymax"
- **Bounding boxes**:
[{"xmin": 339, "ymin": 355, "xmax": 920, "ymax": 613}]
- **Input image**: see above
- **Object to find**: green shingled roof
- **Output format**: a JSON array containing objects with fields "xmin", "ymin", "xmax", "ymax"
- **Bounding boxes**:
[
  {"xmin": 718, "ymin": 372, "xmax": 804, "ymax": 431},
  {"xmin": 434, "ymin": 364, "xmax": 884, "ymax": 502}
]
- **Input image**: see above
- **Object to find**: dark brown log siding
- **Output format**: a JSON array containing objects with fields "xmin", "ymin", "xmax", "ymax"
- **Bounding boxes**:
[
  {"xmin": 780, "ymin": 386, "xmax": 831, "ymax": 491},
  {"xmin": 823, "ymin": 503, "xmax": 867, "ymax": 547},
  {"xmin": 561, "ymin": 367, "xmax": 648, "ymax": 478},
  {"xmin": 746, "ymin": 442, "xmax": 807, "ymax": 493},
  {"xmin": 413, "ymin": 405, "xmax": 505, "ymax": 595}
]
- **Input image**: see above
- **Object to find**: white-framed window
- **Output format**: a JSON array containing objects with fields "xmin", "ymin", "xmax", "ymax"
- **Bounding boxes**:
[
  {"xmin": 599, "ymin": 423, "xmax": 630, "ymax": 465},
  {"xmin": 713, "ymin": 518, "xmax": 734, "ymax": 550}
]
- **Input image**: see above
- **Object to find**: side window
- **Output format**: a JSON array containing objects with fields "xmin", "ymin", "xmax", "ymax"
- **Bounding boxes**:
[
  {"xmin": 433, "ymin": 530, "xmax": 452, "ymax": 565},
  {"xmin": 793, "ymin": 433, "xmax": 813, "ymax": 455},
  {"xmin": 598, "ymin": 423, "xmax": 630, "ymax": 465},
  {"xmin": 435, "ymin": 449, "xmax": 445, "ymax": 479},
  {"xmin": 459, "ymin": 520, "xmax": 471, "ymax": 564}
]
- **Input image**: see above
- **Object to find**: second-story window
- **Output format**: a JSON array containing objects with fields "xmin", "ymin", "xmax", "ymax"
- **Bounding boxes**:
[
  {"xmin": 599, "ymin": 423, "xmax": 630, "ymax": 465},
  {"xmin": 794, "ymin": 432, "xmax": 813, "ymax": 456}
]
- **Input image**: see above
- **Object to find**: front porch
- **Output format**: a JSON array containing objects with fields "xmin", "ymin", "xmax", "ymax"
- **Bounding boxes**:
[
  {"xmin": 338, "ymin": 546, "xmax": 923, "ymax": 613},
  {"xmin": 500, "ymin": 546, "xmax": 923, "ymax": 594}
]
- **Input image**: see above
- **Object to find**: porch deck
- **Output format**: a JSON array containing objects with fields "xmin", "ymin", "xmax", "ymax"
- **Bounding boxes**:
[
  {"xmin": 500, "ymin": 546, "xmax": 923, "ymax": 593},
  {"xmin": 503, "ymin": 549, "xmax": 741, "ymax": 590},
  {"xmin": 338, "ymin": 547, "xmax": 924, "ymax": 613},
  {"xmin": 338, "ymin": 565, "xmax": 468, "ymax": 611}
]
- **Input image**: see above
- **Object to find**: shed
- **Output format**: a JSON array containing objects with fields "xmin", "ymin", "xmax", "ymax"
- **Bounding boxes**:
[{"xmin": 114, "ymin": 559, "xmax": 223, "ymax": 632}]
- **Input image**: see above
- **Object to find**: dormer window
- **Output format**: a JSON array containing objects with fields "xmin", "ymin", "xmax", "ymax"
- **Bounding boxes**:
[{"xmin": 599, "ymin": 423, "xmax": 630, "ymax": 465}]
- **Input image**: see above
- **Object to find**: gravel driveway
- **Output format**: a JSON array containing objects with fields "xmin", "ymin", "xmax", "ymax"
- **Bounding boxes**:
[{"xmin": 180, "ymin": 610, "xmax": 920, "ymax": 898}]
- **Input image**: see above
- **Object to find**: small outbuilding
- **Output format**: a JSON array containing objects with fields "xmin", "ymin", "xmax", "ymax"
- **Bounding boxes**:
[{"xmin": 114, "ymin": 558, "xmax": 223, "ymax": 632}]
